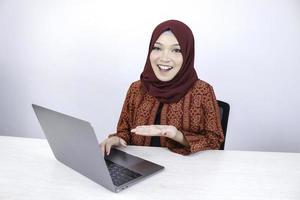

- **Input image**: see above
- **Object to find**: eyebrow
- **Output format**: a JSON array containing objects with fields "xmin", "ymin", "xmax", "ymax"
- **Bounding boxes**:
[{"xmin": 154, "ymin": 42, "xmax": 180, "ymax": 47}]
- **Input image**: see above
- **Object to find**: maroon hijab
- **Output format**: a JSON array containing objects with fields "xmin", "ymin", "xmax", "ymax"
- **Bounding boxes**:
[{"xmin": 140, "ymin": 20, "xmax": 198, "ymax": 103}]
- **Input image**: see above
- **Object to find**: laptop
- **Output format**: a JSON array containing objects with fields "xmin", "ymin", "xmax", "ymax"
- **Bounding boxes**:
[{"xmin": 32, "ymin": 104, "xmax": 164, "ymax": 193}]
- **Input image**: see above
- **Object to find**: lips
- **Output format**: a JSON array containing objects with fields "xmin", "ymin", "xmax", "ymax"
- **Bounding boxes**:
[{"xmin": 157, "ymin": 64, "xmax": 174, "ymax": 72}]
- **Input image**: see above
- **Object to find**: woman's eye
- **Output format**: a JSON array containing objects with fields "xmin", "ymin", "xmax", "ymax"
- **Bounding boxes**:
[
  {"xmin": 173, "ymin": 48, "xmax": 182, "ymax": 53},
  {"xmin": 152, "ymin": 46, "xmax": 161, "ymax": 51},
  {"xmin": 152, "ymin": 47, "xmax": 160, "ymax": 50}
]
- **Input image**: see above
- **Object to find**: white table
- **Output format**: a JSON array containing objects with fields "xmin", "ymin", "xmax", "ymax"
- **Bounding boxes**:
[{"xmin": 0, "ymin": 136, "xmax": 300, "ymax": 200}]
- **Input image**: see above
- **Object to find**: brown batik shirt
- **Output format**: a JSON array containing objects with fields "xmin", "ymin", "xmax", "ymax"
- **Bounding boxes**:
[{"xmin": 110, "ymin": 80, "xmax": 224, "ymax": 155}]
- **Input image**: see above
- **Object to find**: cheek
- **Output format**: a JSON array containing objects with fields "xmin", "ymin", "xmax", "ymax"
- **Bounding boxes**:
[
  {"xmin": 175, "ymin": 56, "xmax": 183, "ymax": 67},
  {"xmin": 149, "ymin": 53, "xmax": 158, "ymax": 70},
  {"xmin": 149, "ymin": 52, "xmax": 159, "ymax": 63}
]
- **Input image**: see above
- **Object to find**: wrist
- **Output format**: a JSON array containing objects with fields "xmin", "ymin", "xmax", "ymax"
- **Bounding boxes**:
[{"xmin": 169, "ymin": 129, "xmax": 189, "ymax": 147}]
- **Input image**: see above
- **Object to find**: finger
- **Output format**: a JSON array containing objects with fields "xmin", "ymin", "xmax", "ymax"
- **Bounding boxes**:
[
  {"xmin": 134, "ymin": 126, "xmax": 141, "ymax": 130},
  {"xmin": 132, "ymin": 129, "xmax": 144, "ymax": 134},
  {"xmin": 131, "ymin": 128, "xmax": 136, "ymax": 132},
  {"xmin": 137, "ymin": 125, "xmax": 148, "ymax": 130},
  {"xmin": 132, "ymin": 126, "xmax": 144, "ymax": 130},
  {"xmin": 156, "ymin": 125, "xmax": 167, "ymax": 129},
  {"xmin": 132, "ymin": 127, "xmax": 146, "ymax": 134},
  {"xmin": 106, "ymin": 143, "xmax": 112, "ymax": 155},
  {"xmin": 134, "ymin": 131, "xmax": 146, "ymax": 135}
]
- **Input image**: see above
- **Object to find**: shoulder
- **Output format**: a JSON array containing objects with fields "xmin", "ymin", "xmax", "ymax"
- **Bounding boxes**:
[
  {"xmin": 125, "ymin": 80, "xmax": 143, "ymax": 97},
  {"xmin": 128, "ymin": 80, "xmax": 142, "ymax": 93},
  {"xmin": 187, "ymin": 80, "xmax": 217, "ymax": 107},
  {"xmin": 190, "ymin": 79, "xmax": 214, "ymax": 95},
  {"xmin": 130, "ymin": 80, "xmax": 142, "ymax": 89}
]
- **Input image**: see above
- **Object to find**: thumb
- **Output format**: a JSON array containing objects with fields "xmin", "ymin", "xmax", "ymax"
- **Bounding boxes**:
[{"xmin": 106, "ymin": 143, "xmax": 112, "ymax": 155}]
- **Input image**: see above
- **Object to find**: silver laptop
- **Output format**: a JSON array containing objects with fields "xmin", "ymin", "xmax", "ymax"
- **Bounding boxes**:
[{"xmin": 32, "ymin": 104, "xmax": 164, "ymax": 193}]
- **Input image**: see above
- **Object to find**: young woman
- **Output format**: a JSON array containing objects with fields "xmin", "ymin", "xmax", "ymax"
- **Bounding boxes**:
[{"xmin": 100, "ymin": 20, "xmax": 224, "ymax": 155}]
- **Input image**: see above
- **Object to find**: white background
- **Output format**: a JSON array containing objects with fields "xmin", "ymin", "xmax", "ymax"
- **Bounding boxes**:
[{"xmin": 1, "ymin": 0, "xmax": 300, "ymax": 152}]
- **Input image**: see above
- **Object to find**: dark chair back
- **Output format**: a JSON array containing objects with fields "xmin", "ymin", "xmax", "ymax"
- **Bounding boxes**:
[{"xmin": 217, "ymin": 100, "xmax": 230, "ymax": 150}]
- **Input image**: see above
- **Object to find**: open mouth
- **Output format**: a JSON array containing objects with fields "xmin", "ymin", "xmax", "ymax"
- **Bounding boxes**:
[{"xmin": 157, "ymin": 64, "xmax": 174, "ymax": 72}]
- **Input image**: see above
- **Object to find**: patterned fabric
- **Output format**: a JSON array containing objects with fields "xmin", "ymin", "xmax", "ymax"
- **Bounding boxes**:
[{"xmin": 109, "ymin": 79, "xmax": 224, "ymax": 155}]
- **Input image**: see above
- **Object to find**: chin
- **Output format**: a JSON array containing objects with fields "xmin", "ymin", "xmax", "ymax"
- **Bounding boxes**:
[
  {"xmin": 153, "ymin": 69, "xmax": 176, "ymax": 82},
  {"xmin": 156, "ymin": 75, "xmax": 174, "ymax": 82}
]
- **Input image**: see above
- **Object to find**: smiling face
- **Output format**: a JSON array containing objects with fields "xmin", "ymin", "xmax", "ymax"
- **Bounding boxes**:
[{"xmin": 149, "ymin": 31, "xmax": 183, "ymax": 82}]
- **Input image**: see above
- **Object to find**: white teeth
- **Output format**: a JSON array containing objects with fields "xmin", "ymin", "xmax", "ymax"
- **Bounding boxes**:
[{"xmin": 158, "ymin": 65, "xmax": 173, "ymax": 70}]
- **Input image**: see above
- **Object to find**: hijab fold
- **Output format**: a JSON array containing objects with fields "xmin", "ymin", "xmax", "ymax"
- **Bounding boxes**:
[{"xmin": 140, "ymin": 20, "xmax": 198, "ymax": 103}]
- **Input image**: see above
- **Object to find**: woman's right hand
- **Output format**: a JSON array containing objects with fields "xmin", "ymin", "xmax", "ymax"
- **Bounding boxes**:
[{"xmin": 100, "ymin": 136, "xmax": 127, "ymax": 156}]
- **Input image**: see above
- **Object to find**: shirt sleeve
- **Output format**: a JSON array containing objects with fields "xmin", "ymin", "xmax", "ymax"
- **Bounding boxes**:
[
  {"xmin": 108, "ymin": 83, "xmax": 135, "ymax": 144},
  {"xmin": 166, "ymin": 84, "xmax": 224, "ymax": 155}
]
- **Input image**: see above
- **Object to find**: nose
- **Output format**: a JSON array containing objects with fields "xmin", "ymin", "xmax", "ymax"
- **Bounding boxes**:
[{"xmin": 160, "ymin": 50, "xmax": 171, "ymax": 63}]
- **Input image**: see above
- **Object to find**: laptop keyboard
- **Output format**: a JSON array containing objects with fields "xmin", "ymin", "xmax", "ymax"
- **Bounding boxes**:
[{"xmin": 105, "ymin": 159, "xmax": 142, "ymax": 186}]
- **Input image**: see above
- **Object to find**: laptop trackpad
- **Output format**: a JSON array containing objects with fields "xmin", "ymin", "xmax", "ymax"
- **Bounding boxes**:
[
  {"xmin": 129, "ymin": 161, "xmax": 158, "ymax": 173},
  {"xmin": 106, "ymin": 148, "xmax": 143, "ymax": 166},
  {"xmin": 106, "ymin": 148, "xmax": 157, "ymax": 174}
]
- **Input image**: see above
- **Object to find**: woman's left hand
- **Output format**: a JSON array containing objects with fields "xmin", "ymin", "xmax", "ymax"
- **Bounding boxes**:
[{"xmin": 131, "ymin": 125, "xmax": 178, "ymax": 139}]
